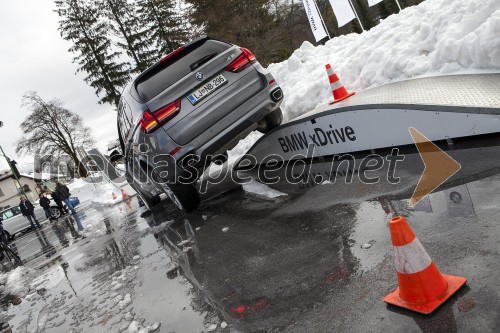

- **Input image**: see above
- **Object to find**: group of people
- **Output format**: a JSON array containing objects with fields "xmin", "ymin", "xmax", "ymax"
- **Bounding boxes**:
[{"xmin": 19, "ymin": 182, "xmax": 76, "ymax": 230}]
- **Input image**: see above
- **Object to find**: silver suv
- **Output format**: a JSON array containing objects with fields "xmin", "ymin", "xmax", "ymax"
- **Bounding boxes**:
[{"xmin": 118, "ymin": 36, "xmax": 283, "ymax": 211}]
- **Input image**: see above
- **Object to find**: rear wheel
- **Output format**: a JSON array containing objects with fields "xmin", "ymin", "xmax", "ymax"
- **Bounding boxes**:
[
  {"xmin": 257, "ymin": 108, "xmax": 283, "ymax": 133},
  {"xmin": 3, "ymin": 231, "xmax": 11, "ymax": 241}
]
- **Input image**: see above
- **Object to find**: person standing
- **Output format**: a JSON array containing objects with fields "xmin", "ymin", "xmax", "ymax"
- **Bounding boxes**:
[
  {"xmin": 39, "ymin": 193, "xmax": 53, "ymax": 221},
  {"xmin": 19, "ymin": 196, "xmax": 41, "ymax": 229},
  {"xmin": 55, "ymin": 182, "xmax": 76, "ymax": 214},
  {"xmin": 0, "ymin": 217, "xmax": 8, "ymax": 244},
  {"xmin": 0, "ymin": 217, "xmax": 6, "ymax": 262},
  {"xmin": 50, "ymin": 189, "xmax": 68, "ymax": 214}
]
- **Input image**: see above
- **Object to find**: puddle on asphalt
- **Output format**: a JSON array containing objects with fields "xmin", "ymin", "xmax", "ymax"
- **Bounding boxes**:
[
  {"xmin": 136, "ymin": 145, "xmax": 500, "ymax": 331},
  {"xmin": 1, "ymin": 145, "xmax": 500, "ymax": 332}
]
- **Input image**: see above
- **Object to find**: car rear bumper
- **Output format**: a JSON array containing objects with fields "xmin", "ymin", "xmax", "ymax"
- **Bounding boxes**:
[
  {"xmin": 164, "ymin": 69, "xmax": 266, "ymax": 146},
  {"xmin": 145, "ymin": 83, "xmax": 282, "ymax": 184},
  {"xmin": 188, "ymin": 84, "xmax": 282, "ymax": 164}
]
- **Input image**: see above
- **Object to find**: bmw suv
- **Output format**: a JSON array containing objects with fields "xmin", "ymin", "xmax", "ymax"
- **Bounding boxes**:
[{"xmin": 118, "ymin": 36, "xmax": 284, "ymax": 211}]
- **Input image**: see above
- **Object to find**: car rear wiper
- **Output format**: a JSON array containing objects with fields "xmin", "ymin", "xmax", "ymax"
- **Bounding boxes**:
[{"xmin": 190, "ymin": 53, "xmax": 218, "ymax": 71}]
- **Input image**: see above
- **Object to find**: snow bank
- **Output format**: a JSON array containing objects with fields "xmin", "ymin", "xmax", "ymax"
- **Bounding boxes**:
[
  {"xmin": 0, "ymin": 266, "xmax": 35, "ymax": 299},
  {"xmin": 67, "ymin": 177, "xmax": 135, "ymax": 205},
  {"xmin": 242, "ymin": 180, "xmax": 287, "ymax": 199},
  {"xmin": 228, "ymin": 0, "xmax": 500, "ymax": 156},
  {"xmin": 269, "ymin": 0, "xmax": 500, "ymax": 121}
]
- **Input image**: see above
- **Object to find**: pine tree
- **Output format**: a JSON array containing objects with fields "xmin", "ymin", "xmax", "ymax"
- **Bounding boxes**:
[
  {"xmin": 136, "ymin": 0, "xmax": 187, "ymax": 58},
  {"xmin": 55, "ymin": 0, "xmax": 130, "ymax": 107},
  {"xmin": 185, "ymin": 0, "xmax": 290, "ymax": 66},
  {"xmin": 99, "ymin": 0, "xmax": 157, "ymax": 72},
  {"xmin": 383, "ymin": 0, "xmax": 401, "ymax": 16}
]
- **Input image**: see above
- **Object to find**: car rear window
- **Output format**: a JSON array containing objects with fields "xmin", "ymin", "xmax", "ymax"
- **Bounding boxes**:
[{"xmin": 136, "ymin": 40, "xmax": 232, "ymax": 101}]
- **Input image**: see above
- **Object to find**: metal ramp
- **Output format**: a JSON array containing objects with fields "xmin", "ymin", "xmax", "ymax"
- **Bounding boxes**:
[
  {"xmin": 236, "ymin": 73, "xmax": 500, "ymax": 168},
  {"xmin": 299, "ymin": 73, "xmax": 500, "ymax": 117}
]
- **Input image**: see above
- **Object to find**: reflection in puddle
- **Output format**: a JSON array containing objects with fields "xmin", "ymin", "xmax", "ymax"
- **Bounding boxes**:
[
  {"xmin": 1, "ymin": 141, "xmax": 499, "ymax": 332},
  {"xmin": 147, "ymin": 142, "xmax": 500, "ymax": 331}
]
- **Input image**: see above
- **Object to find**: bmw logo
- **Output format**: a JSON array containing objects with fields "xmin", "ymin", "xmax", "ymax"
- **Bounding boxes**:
[{"xmin": 195, "ymin": 72, "xmax": 204, "ymax": 81}]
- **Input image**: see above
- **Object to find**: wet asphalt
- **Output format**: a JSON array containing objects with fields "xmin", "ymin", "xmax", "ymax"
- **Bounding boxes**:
[{"xmin": 0, "ymin": 149, "xmax": 499, "ymax": 332}]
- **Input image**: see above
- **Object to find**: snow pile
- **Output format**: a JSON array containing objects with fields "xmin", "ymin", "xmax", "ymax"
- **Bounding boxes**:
[
  {"xmin": 224, "ymin": 0, "xmax": 500, "ymax": 166},
  {"xmin": 67, "ymin": 177, "xmax": 134, "ymax": 205},
  {"xmin": 0, "ymin": 266, "xmax": 35, "ymax": 299},
  {"xmin": 242, "ymin": 180, "xmax": 287, "ymax": 199},
  {"xmin": 267, "ymin": 0, "xmax": 500, "ymax": 121}
]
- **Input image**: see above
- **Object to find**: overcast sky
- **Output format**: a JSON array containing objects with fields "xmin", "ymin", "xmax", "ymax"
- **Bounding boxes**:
[{"xmin": 0, "ymin": 0, "xmax": 118, "ymax": 172}]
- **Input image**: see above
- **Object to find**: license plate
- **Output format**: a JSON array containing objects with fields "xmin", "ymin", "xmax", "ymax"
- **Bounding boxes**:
[{"xmin": 187, "ymin": 74, "xmax": 227, "ymax": 105}]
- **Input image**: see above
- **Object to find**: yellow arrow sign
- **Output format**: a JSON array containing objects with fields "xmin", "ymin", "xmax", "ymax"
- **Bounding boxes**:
[{"xmin": 409, "ymin": 127, "xmax": 461, "ymax": 207}]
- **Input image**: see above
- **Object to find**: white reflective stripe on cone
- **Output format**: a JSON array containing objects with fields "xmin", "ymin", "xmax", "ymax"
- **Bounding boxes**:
[
  {"xmin": 330, "ymin": 81, "xmax": 342, "ymax": 90},
  {"xmin": 393, "ymin": 237, "xmax": 432, "ymax": 274}
]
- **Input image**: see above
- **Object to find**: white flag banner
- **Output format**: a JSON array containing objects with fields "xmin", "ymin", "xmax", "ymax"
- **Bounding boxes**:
[
  {"xmin": 302, "ymin": 0, "xmax": 328, "ymax": 42},
  {"xmin": 367, "ymin": 0, "xmax": 384, "ymax": 6},
  {"xmin": 328, "ymin": 0, "xmax": 356, "ymax": 27}
]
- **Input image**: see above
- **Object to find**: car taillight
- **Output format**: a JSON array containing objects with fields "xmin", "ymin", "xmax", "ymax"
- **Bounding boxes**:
[
  {"xmin": 139, "ymin": 111, "xmax": 158, "ymax": 134},
  {"xmin": 225, "ymin": 48, "xmax": 256, "ymax": 73},
  {"xmin": 154, "ymin": 99, "xmax": 181, "ymax": 123},
  {"xmin": 140, "ymin": 99, "xmax": 181, "ymax": 133}
]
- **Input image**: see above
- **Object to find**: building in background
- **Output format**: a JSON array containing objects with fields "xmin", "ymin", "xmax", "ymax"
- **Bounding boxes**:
[
  {"xmin": 0, "ymin": 171, "xmax": 39, "ymax": 209},
  {"xmin": 21, "ymin": 171, "xmax": 69, "ymax": 193},
  {"xmin": 0, "ymin": 170, "xmax": 69, "ymax": 210}
]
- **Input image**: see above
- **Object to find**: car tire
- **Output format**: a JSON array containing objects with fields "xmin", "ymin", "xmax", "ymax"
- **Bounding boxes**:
[
  {"xmin": 3, "ymin": 231, "xmax": 12, "ymax": 241},
  {"xmin": 50, "ymin": 206, "xmax": 62, "ymax": 219},
  {"xmin": 151, "ymin": 165, "xmax": 201, "ymax": 212},
  {"xmin": 162, "ymin": 183, "xmax": 200, "ymax": 212},
  {"xmin": 257, "ymin": 108, "xmax": 283, "ymax": 133},
  {"xmin": 141, "ymin": 194, "xmax": 162, "ymax": 209}
]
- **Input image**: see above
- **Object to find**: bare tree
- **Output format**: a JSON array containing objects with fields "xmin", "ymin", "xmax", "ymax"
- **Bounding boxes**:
[{"xmin": 16, "ymin": 91, "xmax": 96, "ymax": 178}]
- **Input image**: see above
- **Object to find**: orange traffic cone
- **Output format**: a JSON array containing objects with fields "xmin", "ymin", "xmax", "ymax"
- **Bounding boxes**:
[
  {"xmin": 325, "ymin": 64, "xmax": 355, "ymax": 104},
  {"xmin": 384, "ymin": 216, "xmax": 467, "ymax": 314},
  {"xmin": 112, "ymin": 192, "xmax": 117, "ymax": 200},
  {"xmin": 121, "ymin": 188, "xmax": 128, "ymax": 200}
]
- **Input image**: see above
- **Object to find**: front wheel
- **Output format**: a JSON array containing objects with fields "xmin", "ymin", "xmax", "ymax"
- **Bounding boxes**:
[
  {"xmin": 140, "ymin": 193, "xmax": 162, "ymax": 209},
  {"xmin": 152, "ymin": 166, "xmax": 201, "ymax": 212},
  {"xmin": 160, "ymin": 183, "xmax": 200, "ymax": 212},
  {"xmin": 50, "ymin": 206, "xmax": 62, "ymax": 219}
]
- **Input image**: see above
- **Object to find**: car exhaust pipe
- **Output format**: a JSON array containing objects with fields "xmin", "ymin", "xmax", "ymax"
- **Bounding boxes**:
[{"xmin": 270, "ymin": 88, "xmax": 283, "ymax": 102}]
